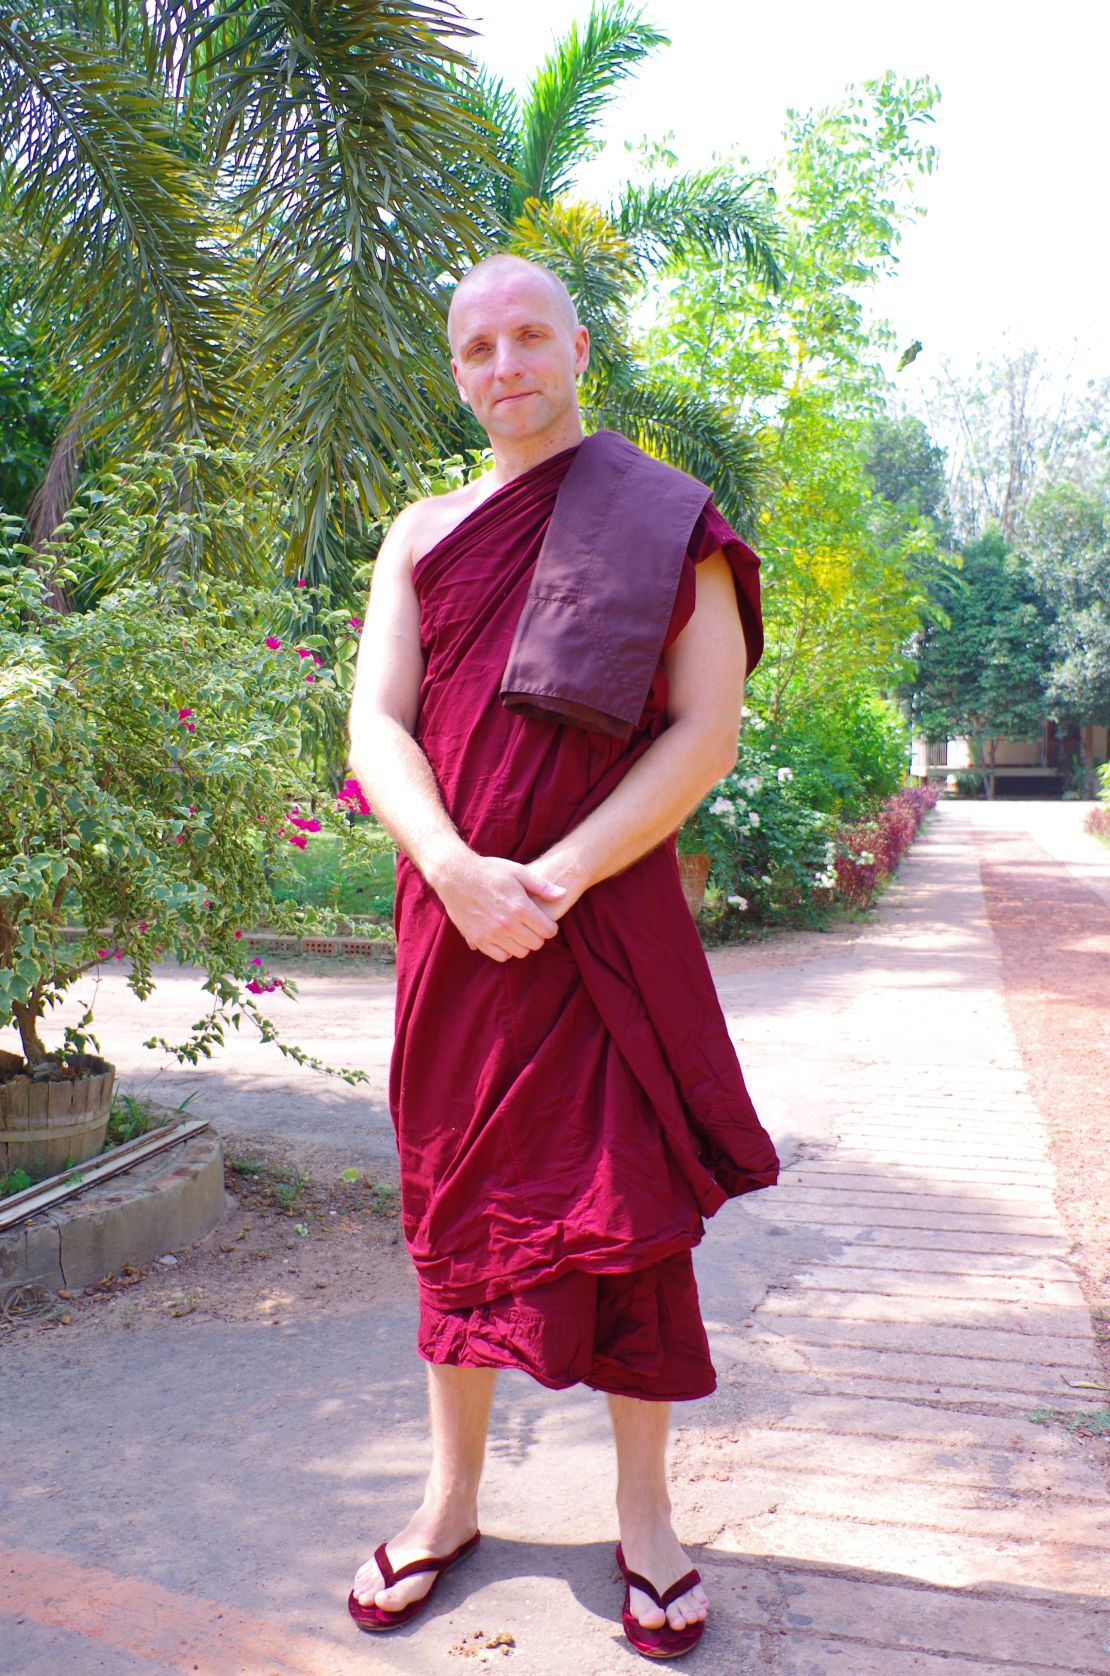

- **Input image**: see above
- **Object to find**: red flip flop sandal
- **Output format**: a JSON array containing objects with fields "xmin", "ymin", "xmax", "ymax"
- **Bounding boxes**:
[
  {"xmin": 616, "ymin": 1542, "xmax": 706, "ymax": 1660},
  {"xmin": 348, "ymin": 1530, "xmax": 481, "ymax": 1632}
]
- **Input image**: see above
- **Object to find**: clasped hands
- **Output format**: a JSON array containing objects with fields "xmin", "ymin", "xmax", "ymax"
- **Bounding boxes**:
[{"xmin": 425, "ymin": 844, "xmax": 582, "ymax": 964}]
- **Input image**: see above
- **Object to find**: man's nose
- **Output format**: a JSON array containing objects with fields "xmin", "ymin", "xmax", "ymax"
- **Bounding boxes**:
[{"xmin": 492, "ymin": 339, "xmax": 524, "ymax": 380}]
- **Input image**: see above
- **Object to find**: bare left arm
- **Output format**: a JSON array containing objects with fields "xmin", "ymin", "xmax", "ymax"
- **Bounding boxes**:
[{"xmin": 532, "ymin": 549, "xmax": 747, "ymax": 915}]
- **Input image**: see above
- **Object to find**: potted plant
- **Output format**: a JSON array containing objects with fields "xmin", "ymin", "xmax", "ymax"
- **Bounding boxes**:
[{"xmin": 0, "ymin": 455, "xmax": 371, "ymax": 1184}]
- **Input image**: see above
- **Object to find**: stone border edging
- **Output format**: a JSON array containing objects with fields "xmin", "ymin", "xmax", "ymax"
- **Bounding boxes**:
[{"xmin": 0, "ymin": 1126, "xmax": 227, "ymax": 1297}]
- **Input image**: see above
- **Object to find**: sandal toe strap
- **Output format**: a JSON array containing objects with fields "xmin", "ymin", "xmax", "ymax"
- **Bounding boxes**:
[
  {"xmin": 621, "ymin": 1564, "xmax": 701, "ymax": 1610},
  {"xmin": 375, "ymin": 1544, "xmax": 450, "ymax": 1586},
  {"xmin": 659, "ymin": 1568, "xmax": 702, "ymax": 1609},
  {"xmin": 620, "ymin": 1564, "xmax": 663, "ymax": 1608}
]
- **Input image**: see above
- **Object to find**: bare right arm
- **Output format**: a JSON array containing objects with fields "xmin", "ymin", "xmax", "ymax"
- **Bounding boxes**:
[{"xmin": 346, "ymin": 504, "xmax": 565, "ymax": 963}]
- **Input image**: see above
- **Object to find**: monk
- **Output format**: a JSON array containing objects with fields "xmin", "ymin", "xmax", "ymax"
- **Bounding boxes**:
[{"xmin": 346, "ymin": 252, "xmax": 778, "ymax": 1658}]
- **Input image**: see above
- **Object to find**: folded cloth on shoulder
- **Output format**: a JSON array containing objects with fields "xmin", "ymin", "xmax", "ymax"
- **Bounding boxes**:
[{"xmin": 500, "ymin": 429, "xmax": 752, "ymax": 739}]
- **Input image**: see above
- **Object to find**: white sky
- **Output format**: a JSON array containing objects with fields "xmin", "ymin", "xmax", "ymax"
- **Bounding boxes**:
[{"xmin": 457, "ymin": 0, "xmax": 1109, "ymax": 393}]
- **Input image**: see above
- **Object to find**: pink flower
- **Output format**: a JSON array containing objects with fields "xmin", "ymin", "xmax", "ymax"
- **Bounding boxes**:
[
  {"xmin": 188, "ymin": 806, "xmax": 196, "ymax": 816},
  {"xmin": 288, "ymin": 816, "xmax": 321, "ymax": 833},
  {"xmin": 184, "ymin": 722, "xmax": 196, "ymax": 733},
  {"xmin": 287, "ymin": 832, "xmax": 308, "ymax": 850},
  {"xmin": 177, "ymin": 708, "xmax": 196, "ymax": 734},
  {"xmin": 138, "ymin": 922, "xmax": 149, "ymax": 933},
  {"xmin": 113, "ymin": 951, "xmax": 123, "ymax": 960},
  {"xmin": 234, "ymin": 929, "xmax": 243, "ymax": 939},
  {"xmin": 336, "ymin": 777, "xmax": 373, "ymax": 817},
  {"xmin": 313, "ymin": 655, "xmax": 323, "ymax": 666},
  {"xmin": 265, "ymin": 635, "xmax": 281, "ymax": 650},
  {"xmin": 296, "ymin": 579, "xmax": 307, "ymax": 588},
  {"xmin": 296, "ymin": 647, "xmax": 312, "ymax": 659},
  {"xmin": 175, "ymin": 834, "xmax": 185, "ymax": 844},
  {"xmin": 348, "ymin": 616, "xmax": 363, "ymax": 631},
  {"xmin": 245, "ymin": 978, "xmax": 264, "ymax": 994},
  {"xmin": 96, "ymin": 948, "xmax": 109, "ymax": 960},
  {"xmin": 305, "ymin": 672, "xmax": 316, "ymax": 683},
  {"xmin": 251, "ymin": 956, "xmax": 262, "ymax": 967}
]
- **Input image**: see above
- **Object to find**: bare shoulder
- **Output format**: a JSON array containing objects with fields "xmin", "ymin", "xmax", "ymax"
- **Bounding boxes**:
[{"xmin": 380, "ymin": 477, "xmax": 499, "ymax": 573}]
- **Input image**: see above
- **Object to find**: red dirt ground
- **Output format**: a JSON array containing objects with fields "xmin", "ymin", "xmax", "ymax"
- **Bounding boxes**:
[{"xmin": 973, "ymin": 826, "xmax": 1110, "ymax": 1385}]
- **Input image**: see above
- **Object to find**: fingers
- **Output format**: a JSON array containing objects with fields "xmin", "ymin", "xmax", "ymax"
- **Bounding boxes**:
[
  {"xmin": 513, "ymin": 864, "xmax": 568, "ymax": 903},
  {"xmin": 443, "ymin": 854, "xmax": 566, "ymax": 959},
  {"xmin": 473, "ymin": 925, "xmax": 546, "ymax": 962}
]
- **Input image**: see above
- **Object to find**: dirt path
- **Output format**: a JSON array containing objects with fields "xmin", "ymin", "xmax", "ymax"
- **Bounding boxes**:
[
  {"xmin": 2, "ymin": 801, "xmax": 1109, "ymax": 1674},
  {"xmin": 972, "ymin": 820, "xmax": 1110, "ymax": 1377}
]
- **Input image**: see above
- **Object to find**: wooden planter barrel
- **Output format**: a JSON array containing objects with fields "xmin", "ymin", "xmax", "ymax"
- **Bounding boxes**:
[
  {"xmin": 676, "ymin": 852, "xmax": 712, "ymax": 918},
  {"xmin": 0, "ymin": 1051, "xmax": 115, "ymax": 1178}
]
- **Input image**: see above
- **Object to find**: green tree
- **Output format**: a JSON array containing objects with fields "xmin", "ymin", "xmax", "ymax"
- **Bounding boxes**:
[
  {"xmin": 645, "ymin": 75, "xmax": 943, "ymax": 721},
  {"xmin": 864, "ymin": 413, "xmax": 947, "ymax": 523},
  {"xmin": 914, "ymin": 531, "xmax": 1049, "ymax": 770},
  {"xmin": 1020, "ymin": 482, "xmax": 1110, "ymax": 740}
]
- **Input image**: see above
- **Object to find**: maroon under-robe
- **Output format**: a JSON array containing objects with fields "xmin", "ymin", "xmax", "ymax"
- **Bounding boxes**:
[{"xmin": 391, "ymin": 443, "xmax": 779, "ymax": 1314}]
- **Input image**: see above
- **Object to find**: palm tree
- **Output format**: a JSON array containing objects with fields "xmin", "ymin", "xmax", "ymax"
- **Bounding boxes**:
[
  {"xmin": 0, "ymin": 0, "xmax": 495, "ymax": 574},
  {"xmin": 450, "ymin": 1, "xmax": 784, "ymax": 532}
]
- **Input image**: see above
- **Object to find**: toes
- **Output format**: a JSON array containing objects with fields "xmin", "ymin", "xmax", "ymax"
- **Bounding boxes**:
[
  {"xmin": 664, "ymin": 1588, "xmax": 708, "ymax": 1630},
  {"xmin": 353, "ymin": 1568, "xmax": 383, "ymax": 1606},
  {"xmin": 629, "ymin": 1588, "xmax": 666, "ymax": 1630}
]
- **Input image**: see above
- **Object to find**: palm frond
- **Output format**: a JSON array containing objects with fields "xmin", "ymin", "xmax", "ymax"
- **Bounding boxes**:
[
  {"xmin": 205, "ymin": 0, "xmax": 500, "ymax": 565},
  {"xmin": 0, "ymin": 19, "xmax": 244, "ymax": 452},
  {"xmin": 437, "ymin": 62, "xmax": 523, "ymax": 227},
  {"xmin": 615, "ymin": 169, "xmax": 785, "ymax": 290},
  {"xmin": 515, "ymin": 1, "xmax": 667, "ymax": 210},
  {"xmin": 588, "ymin": 366, "xmax": 765, "ymax": 536},
  {"xmin": 508, "ymin": 197, "xmax": 635, "ymax": 369}
]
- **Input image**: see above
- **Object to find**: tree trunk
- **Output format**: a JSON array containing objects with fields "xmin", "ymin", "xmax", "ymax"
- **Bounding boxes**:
[{"xmin": 10, "ymin": 999, "xmax": 48, "ymax": 1068}]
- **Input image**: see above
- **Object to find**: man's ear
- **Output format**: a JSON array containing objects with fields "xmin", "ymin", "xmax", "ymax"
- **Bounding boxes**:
[
  {"xmin": 575, "ymin": 326, "xmax": 591, "ymax": 376},
  {"xmin": 450, "ymin": 359, "xmax": 468, "ymax": 404}
]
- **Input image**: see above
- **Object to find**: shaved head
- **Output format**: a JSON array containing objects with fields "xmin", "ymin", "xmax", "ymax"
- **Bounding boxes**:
[{"xmin": 447, "ymin": 254, "xmax": 579, "ymax": 353}]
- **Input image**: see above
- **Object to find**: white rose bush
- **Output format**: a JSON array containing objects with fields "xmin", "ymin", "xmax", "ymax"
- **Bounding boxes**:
[{"xmin": 681, "ymin": 703, "xmax": 939, "ymax": 926}]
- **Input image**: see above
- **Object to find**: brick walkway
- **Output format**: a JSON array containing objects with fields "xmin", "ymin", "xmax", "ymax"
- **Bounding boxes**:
[{"xmin": 677, "ymin": 801, "xmax": 1110, "ymax": 1672}]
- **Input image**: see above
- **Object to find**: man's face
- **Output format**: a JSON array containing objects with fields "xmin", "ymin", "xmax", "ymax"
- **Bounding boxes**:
[{"xmin": 449, "ymin": 269, "xmax": 590, "ymax": 446}]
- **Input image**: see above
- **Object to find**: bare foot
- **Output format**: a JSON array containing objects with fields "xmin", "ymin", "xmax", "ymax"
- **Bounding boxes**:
[
  {"xmin": 352, "ymin": 1501, "xmax": 478, "ymax": 1614},
  {"xmin": 618, "ymin": 1518, "xmax": 708, "ymax": 1633}
]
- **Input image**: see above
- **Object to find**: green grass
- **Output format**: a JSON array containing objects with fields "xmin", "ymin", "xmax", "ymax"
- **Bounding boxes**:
[
  {"xmin": 106, "ymin": 1092, "xmax": 158, "ymax": 1148},
  {"xmin": 268, "ymin": 831, "xmax": 396, "ymax": 920},
  {"xmin": 1028, "ymin": 1405, "xmax": 1110, "ymax": 1437},
  {"xmin": 229, "ymin": 1154, "xmax": 310, "ymax": 1213}
]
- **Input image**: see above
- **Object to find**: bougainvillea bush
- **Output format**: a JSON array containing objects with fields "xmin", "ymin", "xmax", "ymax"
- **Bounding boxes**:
[
  {"xmin": 833, "ymin": 784, "xmax": 939, "ymax": 910},
  {"xmin": 0, "ymin": 499, "xmax": 373, "ymax": 1083}
]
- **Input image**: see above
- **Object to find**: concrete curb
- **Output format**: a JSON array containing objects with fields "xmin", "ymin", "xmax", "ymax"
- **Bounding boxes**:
[{"xmin": 0, "ymin": 1129, "xmax": 227, "ymax": 1295}]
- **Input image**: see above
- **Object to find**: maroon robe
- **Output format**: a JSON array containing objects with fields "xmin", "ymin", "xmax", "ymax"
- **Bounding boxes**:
[{"xmin": 391, "ymin": 443, "xmax": 779, "ymax": 1312}]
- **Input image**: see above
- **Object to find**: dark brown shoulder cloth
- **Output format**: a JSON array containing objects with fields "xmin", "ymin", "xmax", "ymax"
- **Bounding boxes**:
[{"xmin": 499, "ymin": 429, "xmax": 713, "ymax": 739}]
